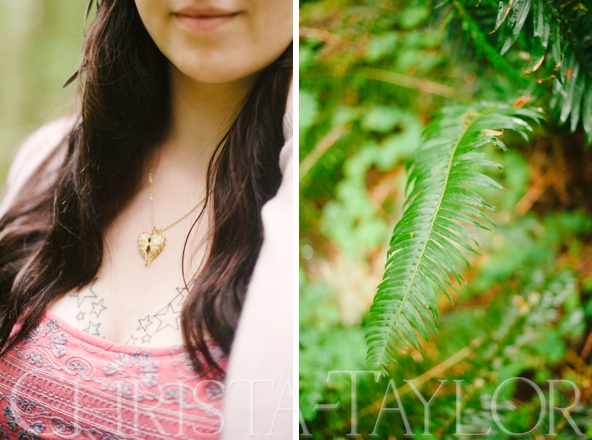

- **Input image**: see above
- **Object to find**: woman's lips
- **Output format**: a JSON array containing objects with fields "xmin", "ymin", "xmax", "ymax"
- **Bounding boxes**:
[{"xmin": 173, "ymin": 9, "xmax": 240, "ymax": 33}]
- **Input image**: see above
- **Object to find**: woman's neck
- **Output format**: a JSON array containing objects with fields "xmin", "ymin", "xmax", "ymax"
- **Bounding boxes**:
[{"xmin": 162, "ymin": 65, "xmax": 255, "ymax": 165}]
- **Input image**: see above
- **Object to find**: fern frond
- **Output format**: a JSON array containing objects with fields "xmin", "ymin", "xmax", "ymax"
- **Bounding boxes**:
[
  {"xmin": 452, "ymin": 0, "xmax": 526, "ymax": 85},
  {"xmin": 490, "ymin": 0, "xmax": 592, "ymax": 144},
  {"xmin": 365, "ymin": 103, "xmax": 542, "ymax": 375}
]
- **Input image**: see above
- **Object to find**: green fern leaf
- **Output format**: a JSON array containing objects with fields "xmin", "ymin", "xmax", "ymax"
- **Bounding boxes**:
[
  {"xmin": 498, "ymin": 0, "xmax": 531, "ymax": 55},
  {"xmin": 524, "ymin": 0, "xmax": 551, "ymax": 73},
  {"xmin": 365, "ymin": 103, "xmax": 542, "ymax": 375},
  {"xmin": 474, "ymin": 0, "xmax": 592, "ymax": 145},
  {"xmin": 551, "ymin": 47, "xmax": 592, "ymax": 137},
  {"xmin": 558, "ymin": 50, "xmax": 580, "ymax": 125},
  {"xmin": 491, "ymin": 0, "xmax": 514, "ymax": 34},
  {"xmin": 453, "ymin": 0, "xmax": 526, "ymax": 86},
  {"xmin": 583, "ymin": 80, "xmax": 592, "ymax": 146}
]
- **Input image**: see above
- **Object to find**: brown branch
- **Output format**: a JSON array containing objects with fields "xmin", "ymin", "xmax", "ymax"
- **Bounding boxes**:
[
  {"xmin": 580, "ymin": 331, "xmax": 592, "ymax": 361},
  {"xmin": 357, "ymin": 337, "xmax": 483, "ymax": 419},
  {"xmin": 300, "ymin": 124, "xmax": 350, "ymax": 180},
  {"xmin": 515, "ymin": 166, "xmax": 558, "ymax": 214},
  {"xmin": 353, "ymin": 67, "xmax": 469, "ymax": 100}
]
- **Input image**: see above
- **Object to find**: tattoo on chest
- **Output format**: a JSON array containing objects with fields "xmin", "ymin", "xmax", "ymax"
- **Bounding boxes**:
[
  {"xmin": 128, "ymin": 287, "xmax": 187, "ymax": 345},
  {"xmin": 69, "ymin": 280, "xmax": 187, "ymax": 345},
  {"xmin": 69, "ymin": 279, "xmax": 105, "ymax": 337}
]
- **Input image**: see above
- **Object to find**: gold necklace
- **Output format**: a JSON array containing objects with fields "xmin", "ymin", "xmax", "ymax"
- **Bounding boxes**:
[{"xmin": 137, "ymin": 164, "xmax": 208, "ymax": 267}]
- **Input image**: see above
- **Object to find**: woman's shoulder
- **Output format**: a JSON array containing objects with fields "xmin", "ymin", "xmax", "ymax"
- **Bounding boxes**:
[{"xmin": 0, "ymin": 115, "xmax": 77, "ymax": 217}]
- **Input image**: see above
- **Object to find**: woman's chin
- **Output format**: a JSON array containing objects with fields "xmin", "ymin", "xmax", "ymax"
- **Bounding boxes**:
[{"xmin": 169, "ymin": 57, "xmax": 265, "ymax": 87}]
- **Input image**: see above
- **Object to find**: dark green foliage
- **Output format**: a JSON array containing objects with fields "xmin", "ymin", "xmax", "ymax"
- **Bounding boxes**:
[
  {"xmin": 455, "ymin": 0, "xmax": 592, "ymax": 144},
  {"xmin": 497, "ymin": 0, "xmax": 532, "ymax": 55}
]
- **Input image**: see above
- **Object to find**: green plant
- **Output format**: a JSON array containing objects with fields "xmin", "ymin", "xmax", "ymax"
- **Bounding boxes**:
[
  {"xmin": 300, "ymin": 0, "xmax": 592, "ymax": 436},
  {"xmin": 366, "ymin": 103, "xmax": 542, "ymax": 373},
  {"xmin": 486, "ymin": 0, "xmax": 592, "ymax": 142},
  {"xmin": 365, "ymin": 0, "xmax": 592, "ymax": 373}
]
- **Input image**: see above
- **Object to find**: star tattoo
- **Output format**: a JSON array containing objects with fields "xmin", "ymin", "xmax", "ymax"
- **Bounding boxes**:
[
  {"xmin": 141, "ymin": 334, "xmax": 152, "ymax": 344},
  {"xmin": 137, "ymin": 315, "xmax": 153, "ymax": 332},
  {"xmin": 90, "ymin": 299, "xmax": 107, "ymax": 317},
  {"xmin": 75, "ymin": 312, "xmax": 85, "ymax": 322},
  {"xmin": 84, "ymin": 321, "xmax": 101, "ymax": 336},
  {"xmin": 172, "ymin": 287, "xmax": 187, "ymax": 313},
  {"xmin": 154, "ymin": 304, "xmax": 181, "ymax": 332},
  {"xmin": 69, "ymin": 279, "xmax": 98, "ymax": 307}
]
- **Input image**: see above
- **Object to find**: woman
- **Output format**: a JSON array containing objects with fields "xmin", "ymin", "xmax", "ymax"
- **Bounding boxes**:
[{"xmin": 0, "ymin": 0, "xmax": 293, "ymax": 438}]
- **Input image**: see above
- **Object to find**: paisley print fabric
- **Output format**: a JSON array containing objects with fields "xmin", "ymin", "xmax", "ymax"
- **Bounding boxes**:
[{"xmin": 0, "ymin": 309, "xmax": 226, "ymax": 439}]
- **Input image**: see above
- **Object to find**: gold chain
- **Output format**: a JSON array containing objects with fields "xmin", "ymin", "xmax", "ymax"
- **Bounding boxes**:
[{"xmin": 148, "ymin": 164, "xmax": 209, "ymax": 233}]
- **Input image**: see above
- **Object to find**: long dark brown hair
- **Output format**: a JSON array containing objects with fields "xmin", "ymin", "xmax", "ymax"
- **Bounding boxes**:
[{"xmin": 0, "ymin": 0, "xmax": 292, "ymax": 373}]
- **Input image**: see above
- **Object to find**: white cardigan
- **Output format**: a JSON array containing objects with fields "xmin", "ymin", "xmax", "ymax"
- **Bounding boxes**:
[
  {"xmin": 0, "ymin": 110, "xmax": 294, "ymax": 439},
  {"xmin": 222, "ymin": 109, "xmax": 294, "ymax": 439}
]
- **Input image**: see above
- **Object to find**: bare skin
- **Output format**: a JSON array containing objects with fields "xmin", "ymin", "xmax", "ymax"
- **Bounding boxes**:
[
  {"xmin": 49, "ymin": 74, "xmax": 252, "ymax": 347},
  {"xmin": 49, "ymin": 0, "xmax": 292, "ymax": 347}
]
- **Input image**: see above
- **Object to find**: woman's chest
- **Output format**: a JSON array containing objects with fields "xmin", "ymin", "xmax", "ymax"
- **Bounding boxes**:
[
  {"xmin": 48, "ymin": 204, "xmax": 209, "ymax": 347},
  {"xmin": 48, "ymin": 276, "xmax": 188, "ymax": 348}
]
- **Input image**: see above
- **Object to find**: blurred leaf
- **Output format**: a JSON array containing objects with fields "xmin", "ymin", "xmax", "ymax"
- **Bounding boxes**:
[
  {"xmin": 364, "ymin": 33, "xmax": 399, "ymax": 62},
  {"xmin": 534, "ymin": 329, "xmax": 566, "ymax": 363},
  {"xmin": 300, "ymin": 90, "xmax": 319, "ymax": 137},
  {"xmin": 398, "ymin": 6, "xmax": 430, "ymax": 30},
  {"xmin": 361, "ymin": 106, "xmax": 405, "ymax": 133}
]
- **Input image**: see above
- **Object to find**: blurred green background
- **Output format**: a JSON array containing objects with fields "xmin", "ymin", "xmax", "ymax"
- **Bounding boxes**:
[
  {"xmin": 0, "ymin": 0, "xmax": 88, "ymax": 190},
  {"xmin": 300, "ymin": 0, "xmax": 592, "ymax": 437}
]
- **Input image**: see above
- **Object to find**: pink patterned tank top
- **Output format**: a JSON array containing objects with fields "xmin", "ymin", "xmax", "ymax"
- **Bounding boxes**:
[{"xmin": 0, "ymin": 308, "xmax": 226, "ymax": 439}]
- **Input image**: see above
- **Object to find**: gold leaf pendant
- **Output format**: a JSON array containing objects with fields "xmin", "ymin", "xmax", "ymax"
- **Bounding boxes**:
[{"xmin": 138, "ymin": 229, "xmax": 166, "ymax": 267}]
